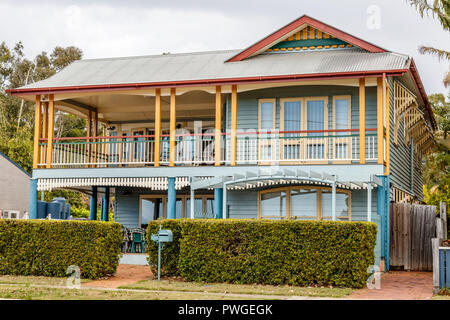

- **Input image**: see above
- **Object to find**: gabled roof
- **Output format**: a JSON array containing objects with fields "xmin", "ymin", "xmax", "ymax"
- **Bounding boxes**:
[
  {"xmin": 226, "ymin": 15, "xmax": 386, "ymax": 62},
  {"xmin": 10, "ymin": 48, "xmax": 409, "ymax": 93},
  {"xmin": 6, "ymin": 15, "xmax": 434, "ymax": 129}
]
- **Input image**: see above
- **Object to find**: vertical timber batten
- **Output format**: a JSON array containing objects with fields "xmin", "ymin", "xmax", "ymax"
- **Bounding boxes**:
[
  {"xmin": 33, "ymin": 95, "xmax": 42, "ymax": 169},
  {"xmin": 46, "ymin": 94, "xmax": 55, "ymax": 169},
  {"xmin": 154, "ymin": 89, "xmax": 161, "ymax": 167},
  {"xmin": 169, "ymin": 88, "xmax": 176, "ymax": 167},
  {"xmin": 377, "ymin": 78, "xmax": 384, "ymax": 164},
  {"xmin": 230, "ymin": 85, "xmax": 237, "ymax": 166},
  {"xmin": 215, "ymin": 86, "xmax": 222, "ymax": 166},
  {"xmin": 359, "ymin": 78, "xmax": 366, "ymax": 164}
]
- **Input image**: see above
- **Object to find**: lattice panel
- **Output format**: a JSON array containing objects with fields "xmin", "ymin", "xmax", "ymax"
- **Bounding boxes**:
[{"xmin": 393, "ymin": 81, "xmax": 434, "ymax": 155}]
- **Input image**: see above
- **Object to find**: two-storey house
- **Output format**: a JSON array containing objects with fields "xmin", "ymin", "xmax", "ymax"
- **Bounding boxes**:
[{"xmin": 7, "ymin": 15, "xmax": 436, "ymax": 269}]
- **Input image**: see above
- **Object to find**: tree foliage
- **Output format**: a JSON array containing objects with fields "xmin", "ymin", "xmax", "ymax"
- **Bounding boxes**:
[
  {"xmin": 423, "ymin": 94, "xmax": 450, "ymax": 206},
  {"xmin": 408, "ymin": 0, "xmax": 450, "ymax": 86}
]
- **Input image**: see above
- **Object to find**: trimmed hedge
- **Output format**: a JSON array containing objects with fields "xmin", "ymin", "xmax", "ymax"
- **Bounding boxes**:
[
  {"xmin": 147, "ymin": 219, "xmax": 377, "ymax": 288},
  {"xmin": 0, "ymin": 219, "xmax": 122, "ymax": 279}
]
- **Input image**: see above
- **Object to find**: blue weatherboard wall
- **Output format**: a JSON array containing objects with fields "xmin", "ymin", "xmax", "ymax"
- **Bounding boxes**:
[
  {"xmin": 115, "ymin": 188, "xmax": 140, "ymax": 228},
  {"xmin": 225, "ymin": 85, "xmax": 378, "ymax": 162},
  {"xmin": 387, "ymin": 77, "xmax": 423, "ymax": 200}
]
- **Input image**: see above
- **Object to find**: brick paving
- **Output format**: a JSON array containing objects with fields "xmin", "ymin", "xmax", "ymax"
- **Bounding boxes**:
[{"xmin": 347, "ymin": 271, "xmax": 433, "ymax": 300}]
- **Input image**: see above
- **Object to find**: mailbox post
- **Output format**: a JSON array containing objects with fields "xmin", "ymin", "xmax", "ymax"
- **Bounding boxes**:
[{"xmin": 150, "ymin": 225, "xmax": 173, "ymax": 281}]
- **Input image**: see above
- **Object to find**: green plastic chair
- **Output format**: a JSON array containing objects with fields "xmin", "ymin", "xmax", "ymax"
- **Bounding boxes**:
[{"xmin": 131, "ymin": 232, "xmax": 144, "ymax": 253}]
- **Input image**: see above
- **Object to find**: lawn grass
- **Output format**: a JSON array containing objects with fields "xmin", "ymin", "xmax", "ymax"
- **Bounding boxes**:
[
  {"xmin": 0, "ymin": 284, "xmax": 254, "ymax": 300},
  {"xmin": 119, "ymin": 279, "xmax": 353, "ymax": 298},
  {"xmin": 0, "ymin": 275, "xmax": 353, "ymax": 300},
  {"xmin": 0, "ymin": 275, "xmax": 91, "ymax": 286}
]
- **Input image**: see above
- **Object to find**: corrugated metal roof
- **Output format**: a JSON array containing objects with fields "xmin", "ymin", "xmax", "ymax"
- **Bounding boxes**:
[{"xmin": 19, "ymin": 48, "xmax": 410, "ymax": 90}]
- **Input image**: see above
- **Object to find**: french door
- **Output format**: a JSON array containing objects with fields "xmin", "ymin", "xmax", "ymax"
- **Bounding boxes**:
[{"xmin": 280, "ymin": 97, "xmax": 328, "ymax": 162}]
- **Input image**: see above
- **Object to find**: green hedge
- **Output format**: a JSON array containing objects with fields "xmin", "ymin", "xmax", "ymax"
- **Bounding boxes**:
[
  {"xmin": 0, "ymin": 219, "xmax": 122, "ymax": 279},
  {"xmin": 147, "ymin": 219, "xmax": 377, "ymax": 288}
]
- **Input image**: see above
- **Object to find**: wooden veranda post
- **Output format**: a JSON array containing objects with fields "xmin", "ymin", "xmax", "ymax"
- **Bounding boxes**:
[
  {"xmin": 169, "ymin": 88, "xmax": 176, "ymax": 167},
  {"xmin": 86, "ymin": 110, "xmax": 92, "ymax": 167},
  {"xmin": 93, "ymin": 110, "xmax": 98, "ymax": 167},
  {"xmin": 377, "ymin": 77, "xmax": 384, "ymax": 164},
  {"xmin": 385, "ymin": 83, "xmax": 390, "ymax": 174},
  {"xmin": 32, "ymin": 95, "xmax": 42, "ymax": 169},
  {"xmin": 230, "ymin": 85, "xmax": 237, "ymax": 166},
  {"xmin": 215, "ymin": 86, "xmax": 222, "ymax": 166},
  {"xmin": 154, "ymin": 89, "xmax": 161, "ymax": 167},
  {"xmin": 359, "ymin": 78, "xmax": 366, "ymax": 164},
  {"xmin": 46, "ymin": 94, "xmax": 55, "ymax": 169}
]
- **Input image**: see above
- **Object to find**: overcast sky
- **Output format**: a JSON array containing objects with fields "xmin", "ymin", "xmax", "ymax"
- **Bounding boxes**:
[{"xmin": 1, "ymin": 0, "xmax": 449, "ymax": 95}]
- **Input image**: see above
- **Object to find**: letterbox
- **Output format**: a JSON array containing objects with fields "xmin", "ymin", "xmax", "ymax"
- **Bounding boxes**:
[{"xmin": 151, "ymin": 229, "xmax": 173, "ymax": 243}]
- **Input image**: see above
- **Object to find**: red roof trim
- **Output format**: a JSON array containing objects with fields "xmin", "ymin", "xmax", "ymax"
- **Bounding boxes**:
[
  {"xmin": 226, "ymin": 15, "xmax": 386, "ymax": 62},
  {"xmin": 6, "ymin": 69, "xmax": 407, "ymax": 96}
]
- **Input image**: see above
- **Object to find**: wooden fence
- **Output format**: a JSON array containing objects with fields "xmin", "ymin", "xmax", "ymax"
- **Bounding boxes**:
[{"xmin": 390, "ymin": 203, "xmax": 437, "ymax": 271}]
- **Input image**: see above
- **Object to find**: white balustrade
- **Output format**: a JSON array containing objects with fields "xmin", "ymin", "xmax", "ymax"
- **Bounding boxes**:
[{"xmin": 36, "ymin": 131, "xmax": 375, "ymax": 168}]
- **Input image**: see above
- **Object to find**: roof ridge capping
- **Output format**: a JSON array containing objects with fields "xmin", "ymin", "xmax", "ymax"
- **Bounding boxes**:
[
  {"xmin": 76, "ymin": 49, "xmax": 241, "ymax": 63},
  {"xmin": 226, "ymin": 14, "xmax": 387, "ymax": 62}
]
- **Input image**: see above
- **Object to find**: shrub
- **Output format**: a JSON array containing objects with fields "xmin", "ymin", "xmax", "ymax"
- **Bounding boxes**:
[
  {"xmin": 147, "ymin": 219, "xmax": 377, "ymax": 288},
  {"xmin": 0, "ymin": 219, "xmax": 122, "ymax": 279}
]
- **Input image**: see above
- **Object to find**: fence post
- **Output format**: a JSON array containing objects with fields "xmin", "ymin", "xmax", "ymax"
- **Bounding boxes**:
[
  {"xmin": 441, "ymin": 202, "xmax": 447, "ymax": 240},
  {"xmin": 436, "ymin": 217, "xmax": 444, "ymax": 240},
  {"xmin": 432, "ymin": 238, "xmax": 440, "ymax": 294}
]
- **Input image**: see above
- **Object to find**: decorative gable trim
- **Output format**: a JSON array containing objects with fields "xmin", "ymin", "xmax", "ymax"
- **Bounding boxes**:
[
  {"xmin": 267, "ymin": 25, "xmax": 354, "ymax": 53},
  {"xmin": 226, "ymin": 15, "xmax": 386, "ymax": 62}
]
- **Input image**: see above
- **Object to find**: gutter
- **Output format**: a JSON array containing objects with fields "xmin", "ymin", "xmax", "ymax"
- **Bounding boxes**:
[{"xmin": 6, "ymin": 69, "xmax": 407, "ymax": 96}]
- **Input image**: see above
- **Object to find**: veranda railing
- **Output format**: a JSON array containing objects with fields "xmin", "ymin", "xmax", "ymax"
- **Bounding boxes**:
[{"xmin": 37, "ymin": 129, "xmax": 377, "ymax": 168}]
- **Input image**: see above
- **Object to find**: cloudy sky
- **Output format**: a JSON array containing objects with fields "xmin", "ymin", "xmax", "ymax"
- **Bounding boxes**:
[{"xmin": 1, "ymin": 0, "xmax": 449, "ymax": 94}]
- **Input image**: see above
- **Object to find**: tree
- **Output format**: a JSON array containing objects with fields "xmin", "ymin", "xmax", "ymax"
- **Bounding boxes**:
[
  {"xmin": 428, "ymin": 93, "xmax": 450, "ymax": 139},
  {"xmin": 422, "ymin": 94, "xmax": 450, "ymax": 206},
  {"xmin": 0, "ymin": 42, "xmax": 87, "ymax": 213},
  {"xmin": 0, "ymin": 42, "xmax": 84, "ymax": 170},
  {"xmin": 408, "ymin": 0, "xmax": 450, "ymax": 86}
]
